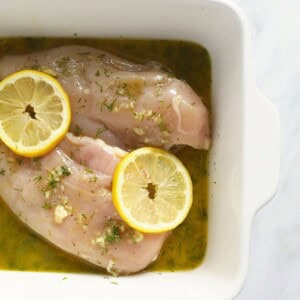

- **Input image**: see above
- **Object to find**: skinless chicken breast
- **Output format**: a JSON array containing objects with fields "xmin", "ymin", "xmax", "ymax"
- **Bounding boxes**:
[
  {"xmin": 0, "ymin": 134, "xmax": 168, "ymax": 275},
  {"xmin": 0, "ymin": 45, "xmax": 210, "ymax": 150}
]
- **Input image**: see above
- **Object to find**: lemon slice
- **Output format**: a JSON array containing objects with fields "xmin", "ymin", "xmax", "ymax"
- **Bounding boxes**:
[
  {"xmin": 0, "ymin": 70, "xmax": 71, "ymax": 157},
  {"xmin": 112, "ymin": 147, "xmax": 193, "ymax": 233}
]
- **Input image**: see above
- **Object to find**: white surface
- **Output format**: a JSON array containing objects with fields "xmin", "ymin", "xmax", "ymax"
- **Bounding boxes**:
[{"xmin": 233, "ymin": 0, "xmax": 300, "ymax": 299}]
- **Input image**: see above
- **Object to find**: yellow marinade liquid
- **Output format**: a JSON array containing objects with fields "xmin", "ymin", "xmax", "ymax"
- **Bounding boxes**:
[{"xmin": 0, "ymin": 38, "xmax": 211, "ymax": 273}]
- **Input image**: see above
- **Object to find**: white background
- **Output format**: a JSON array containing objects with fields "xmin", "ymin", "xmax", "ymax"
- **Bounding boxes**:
[{"xmin": 232, "ymin": 0, "xmax": 300, "ymax": 299}]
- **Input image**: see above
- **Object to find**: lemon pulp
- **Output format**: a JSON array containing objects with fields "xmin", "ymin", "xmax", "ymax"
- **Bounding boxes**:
[
  {"xmin": 0, "ymin": 70, "xmax": 71, "ymax": 157},
  {"xmin": 112, "ymin": 147, "xmax": 193, "ymax": 233}
]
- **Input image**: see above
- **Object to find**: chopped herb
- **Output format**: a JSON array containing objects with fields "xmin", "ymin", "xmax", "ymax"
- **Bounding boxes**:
[
  {"xmin": 56, "ymin": 56, "xmax": 70, "ymax": 67},
  {"xmin": 95, "ymin": 70, "xmax": 100, "ymax": 76},
  {"xmin": 61, "ymin": 165, "xmax": 71, "ymax": 176},
  {"xmin": 161, "ymin": 66, "xmax": 175, "ymax": 78},
  {"xmin": 16, "ymin": 158, "xmax": 23, "ymax": 165},
  {"xmin": 105, "ymin": 224, "xmax": 121, "ymax": 243},
  {"xmin": 94, "ymin": 220, "xmax": 123, "ymax": 250},
  {"xmin": 132, "ymin": 111, "xmax": 145, "ymax": 121},
  {"xmin": 115, "ymin": 83, "xmax": 128, "ymax": 96},
  {"xmin": 89, "ymin": 176, "xmax": 98, "ymax": 183},
  {"xmin": 55, "ymin": 56, "xmax": 70, "ymax": 75},
  {"xmin": 84, "ymin": 168, "xmax": 94, "ymax": 174},
  {"xmin": 97, "ymin": 54, "xmax": 105, "ymax": 60},
  {"xmin": 95, "ymin": 127, "xmax": 107, "ymax": 138},
  {"xmin": 0, "ymin": 168, "xmax": 5, "ymax": 175},
  {"xmin": 32, "ymin": 157, "xmax": 42, "ymax": 170},
  {"xmin": 47, "ymin": 174, "xmax": 58, "ymax": 190},
  {"xmin": 44, "ymin": 165, "xmax": 71, "ymax": 196},
  {"xmin": 104, "ymin": 99, "xmax": 117, "ymax": 112},
  {"xmin": 103, "ymin": 67, "xmax": 110, "ymax": 77},
  {"xmin": 74, "ymin": 125, "xmax": 83, "ymax": 136},
  {"xmin": 29, "ymin": 64, "xmax": 40, "ymax": 70},
  {"xmin": 96, "ymin": 81, "xmax": 103, "ymax": 92},
  {"xmin": 42, "ymin": 202, "xmax": 52, "ymax": 209},
  {"xmin": 166, "ymin": 258, "xmax": 175, "ymax": 270},
  {"xmin": 154, "ymin": 89, "xmax": 162, "ymax": 96},
  {"xmin": 33, "ymin": 175, "xmax": 42, "ymax": 183},
  {"xmin": 158, "ymin": 119, "xmax": 170, "ymax": 133}
]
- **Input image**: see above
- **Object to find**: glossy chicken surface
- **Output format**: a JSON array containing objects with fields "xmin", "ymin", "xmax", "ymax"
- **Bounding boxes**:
[
  {"xmin": 0, "ymin": 45, "xmax": 210, "ymax": 150},
  {"xmin": 0, "ymin": 134, "xmax": 168, "ymax": 275}
]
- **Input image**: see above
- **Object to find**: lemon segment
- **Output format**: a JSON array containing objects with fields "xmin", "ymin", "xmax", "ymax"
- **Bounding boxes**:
[
  {"xmin": 112, "ymin": 147, "xmax": 193, "ymax": 233},
  {"xmin": 0, "ymin": 70, "xmax": 71, "ymax": 157}
]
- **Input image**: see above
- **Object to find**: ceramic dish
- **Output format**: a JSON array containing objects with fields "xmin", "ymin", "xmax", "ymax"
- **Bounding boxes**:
[{"xmin": 0, "ymin": 0, "xmax": 280, "ymax": 299}]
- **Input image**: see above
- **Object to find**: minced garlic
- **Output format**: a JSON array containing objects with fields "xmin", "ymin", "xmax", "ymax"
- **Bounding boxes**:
[
  {"xmin": 54, "ymin": 205, "xmax": 69, "ymax": 224},
  {"xmin": 133, "ymin": 127, "xmax": 145, "ymax": 136},
  {"xmin": 106, "ymin": 259, "xmax": 119, "ymax": 277},
  {"xmin": 132, "ymin": 230, "xmax": 144, "ymax": 243}
]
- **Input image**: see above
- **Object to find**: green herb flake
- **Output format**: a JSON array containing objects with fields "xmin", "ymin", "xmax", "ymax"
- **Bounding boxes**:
[
  {"xmin": 84, "ymin": 168, "xmax": 94, "ymax": 174},
  {"xmin": 16, "ymin": 158, "xmax": 23, "ymax": 165},
  {"xmin": 32, "ymin": 157, "xmax": 42, "ymax": 170},
  {"xmin": 61, "ymin": 165, "xmax": 71, "ymax": 176},
  {"xmin": 74, "ymin": 125, "xmax": 83, "ymax": 136},
  {"xmin": 95, "ymin": 127, "xmax": 107, "ymax": 138},
  {"xmin": 103, "ymin": 67, "xmax": 110, "ymax": 77},
  {"xmin": 97, "ymin": 54, "xmax": 105, "ymax": 60},
  {"xmin": 33, "ymin": 175, "xmax": 42, "ymax": 183},
  {"xmin": 89, "ymin": 176, "xmax": 97, "ymax": 183},
  {"xmin": 0, "ymin": 168, "xmax": 5, "ymax": 175},
  {"xmin": 44, "ymin": 165, "xmax": 71, "ymax": 195},
  {"xmin": 104, "ymin": 99, "xmax": 117, "ymax": 112},
  {"xmin": 42, "ymin": 202, "xmax": 52, "ymax": 209},
  {"xmin": 158, "ymin": 119, "xmax": 169, "ymax": 133},
  {"xmin": 105, "ymin": 224, "xmax": 121, "ymax": 244},
  {"xmin": 96, "ymin": 81, "xmax": 103, "ymax": 92},
  {"xmin": 47, "ymin": 174, "xmax": 58, "ymax": 190}
]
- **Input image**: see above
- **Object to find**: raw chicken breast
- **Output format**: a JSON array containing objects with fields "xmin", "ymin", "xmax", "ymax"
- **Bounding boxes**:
[
  {"xmin": 0, "ymin": 135, "xmax": 168, "ymax": 275},
  {"xmin": 0, "ymin": 45, "xmax": 210, "ymax": 150}
]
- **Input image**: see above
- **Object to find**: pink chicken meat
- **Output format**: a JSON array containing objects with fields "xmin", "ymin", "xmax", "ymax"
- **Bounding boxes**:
[
  {"xmin": 0, "ymin": 45, "xmax": 210, "ymax": 150},
  {"xmin": 0, "ymin": 134, "xmax": 168, "ymax": 275}
]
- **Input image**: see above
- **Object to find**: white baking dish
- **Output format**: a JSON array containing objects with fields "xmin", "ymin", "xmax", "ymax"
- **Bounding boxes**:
[{"xmin": 0, "ymin": 0, "xmax": 280, "ymax": 299}]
